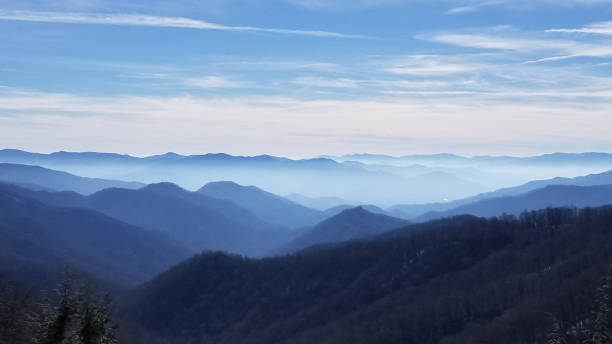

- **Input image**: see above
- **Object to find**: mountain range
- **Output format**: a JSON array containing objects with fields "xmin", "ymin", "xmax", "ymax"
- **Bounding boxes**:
[
  {"xmin": 0, "ymin": 182, "xmax": 187, "ymax": 287},
  {"xmin": 389, "ymin": 169, "xmax": 612, "ymax": 219},
  {"xmin": 4, "ymin": 150, "xmax": 612, "ymax": 343},
  {"xmin": 416, "ymin": 184, "xmax": 612, "ymax": 222},
  {"xmin": 331, "ymin": 152, "xmax": 612, "ymax": 167},
  {"xmin": 0, "ymin": 149, "xmax": 522, "ymax": 205},
  {"xmin": 6, "ymin": 181, "xmax": 293, "ymax": 256}
]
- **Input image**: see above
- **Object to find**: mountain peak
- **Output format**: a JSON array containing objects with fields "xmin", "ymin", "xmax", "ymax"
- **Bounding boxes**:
[
  {"xmin": 199, "ymin": 181, "xmax": 258, "ymax": 193},
  {"xmin": 280, "ymin": 205, "xmax": 408, "ymax": 254},
  {"xmin": 146, "ymin": 152, "xmax": 184, "ymax": 160},
  {"xmin": 339, "ymin": 205, "xmax": 369, "ymax": 216},
  {"xmin": 141, "ymin": 182, "xmax": 185, "ymax": 194}
]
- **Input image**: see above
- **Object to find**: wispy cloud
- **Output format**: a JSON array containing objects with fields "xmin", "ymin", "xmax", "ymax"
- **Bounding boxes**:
[
  {"xmin": 285, "ymin": 0, "xmax": 402, "ymax": 10},
  {"xmin": 428, "ymin": 30, "xmax": 612, "ymax": 62},
  {"xmin": 548, "ymin": 21, "xmax": 612, "ymax": 36},
  {"xmin": 521, "ymin": 55, "xmax": 577, "ymax": 64},
  {"xmin": 286, "ymin": 0, "xmax": 612, "ymax": 11},
  {"xmin": 217, "ymin": 60, "xmax": 342, "ymax": 72},
  {"xmin": 0, "ymin": 9, "xmax": 368, "ymax": 39},
  {"xmin": 182, "ymin": 76, "xmax": 245, "ymax": 89},
  {"xmin": 383, "ymin": 55, "xmax": 476, "ymax": 76},
  {"xmin": 430, "ymin": 33, "xmax": 547, "ymax": 51},
  {"xmin": 293, "ymin": 76, "xmax": 359, "ymax": 88},
  {"xmin": 444, "ymin": 1, "xmax": 503, "ymax": 15}
]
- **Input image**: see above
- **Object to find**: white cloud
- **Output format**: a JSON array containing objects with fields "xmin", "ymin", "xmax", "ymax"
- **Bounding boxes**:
[
  {"xmin": 428, "ymin": 31, "xmax": 612, "ymax": 61},
  {"xmin": 285, "ymin": 0, "xmax": 612, "ymax": 12},
  {"xmin": 217, "ymin": 60, "xmax": 341, "ymax": 72},
  {"xmin": 431, "ymin": 33, "xmax": 546, "ymax": 51},
  {"xmin": 548, "ymin": 21, "xmax": 612, "ymax": 36},
  {"xmin": 182, "ymin": 76, "xmax": 244, "ymax": 88},
  {"xmin": 0, "ymin": 9, "xmax": 368, "ymax": 39},
  {"xmin": 1, "ymin": 88, "xmax": 612, "ymax": 157},
  {"xmin": 383, "ymin": 55, "xmax": 476, "ymax": 75},
  {"xmin": 444, "ymin": 1, "xmax": 503, "ymax": 14},
  {"xmin": 293, "ymin": 76, "xmax": 359, "ymax": 88}
]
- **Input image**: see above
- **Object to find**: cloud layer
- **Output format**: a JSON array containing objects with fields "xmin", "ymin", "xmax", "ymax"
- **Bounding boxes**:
[{"xmin": 2, "ymin": 88, "xmax": 612, "ymax": 157}]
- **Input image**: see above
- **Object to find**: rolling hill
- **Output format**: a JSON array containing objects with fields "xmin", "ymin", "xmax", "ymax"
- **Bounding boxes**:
[
  {"xmin": 278, "ymin": 207, "xmax": 408, "ymax": 254},
  {"xmin": 0, "ymin": 183, "xmax": 187, "ymax": 287}
]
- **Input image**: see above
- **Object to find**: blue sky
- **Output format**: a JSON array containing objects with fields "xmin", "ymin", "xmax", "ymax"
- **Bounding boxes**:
[{"xmin": 1, "ymin": 0, "xmax": 612, "ymax": 157}]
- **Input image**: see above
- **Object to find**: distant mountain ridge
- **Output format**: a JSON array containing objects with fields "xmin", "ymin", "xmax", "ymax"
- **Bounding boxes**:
[
  {"xmin": 0, "ymin": 163, "xmax": 143, "ymax": 194},
  {"xmin": 330, "ymin": 152, "xmax": 612, "ymax": 166},
  {"xmin": 0, "ymin": 149, "xmax": 544, "ymax": 205},
  {"xmin": 416, "ymin": 184, "xmax": 612, "ymax": 222},
  {"xmin": 4, "ymin": 149, "xmax": 612, "ymax": 207},
  {"xmin": 389, "ymin": 169, "xmax": 612, "ymax": 219},
  {"xmin": 198, "ymin": 181, "xmax": 326, "ymax": 228}
]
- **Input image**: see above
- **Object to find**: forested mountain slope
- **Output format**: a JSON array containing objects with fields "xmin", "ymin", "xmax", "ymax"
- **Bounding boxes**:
[
  {"xmin": 0, "ymin": 183, "xmax": 187, "ymax": 287},
  {"xmin": 2, "ymin": 182, "xmax": 290, "ymax": 256},
  {"xmin": 123, "ymin": 206, "xmax": 612, "ymax": 344}
]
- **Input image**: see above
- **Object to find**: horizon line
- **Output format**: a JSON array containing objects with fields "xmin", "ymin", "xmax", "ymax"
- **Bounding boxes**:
[{"xmin": 1, "ymin": 148, "xmax": 611, "ymax": 161}]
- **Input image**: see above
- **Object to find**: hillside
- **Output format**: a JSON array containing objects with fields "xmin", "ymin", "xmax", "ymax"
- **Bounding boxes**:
[
  {"xmin": 0, "ymin": 163, "xmax": 144, "ymax": 195},
  {"xmin": 322, "ymin": 204, "xmax": 388, "ymax": 217},
  {"xmin": 0, "ymin": 183, "xmax": 187, "ymax": 287},
  {"xmin": 4, "ymin": 182, "xmax": 291, "ymax": 256},
  {"xmin": 279, "ymin": 207, "xmax": 408, "ymax": 253},
  {"xmin": 198, "ymin": 181, "xmax": 325, "ymax": 228},
  {"xmin": 122, "ymin": 206, "xmax": 612, "ymax": 344},
  {"xmin": 284, "ymin": 193, "xmax": 356, "ymax": 211},
  {"xmin": 389, "ymin": 169, "xmax": 612, "ymax": 219},
  {"xmin": 416, "ymin": 184, "xmax": 612, "ymax": 222}
]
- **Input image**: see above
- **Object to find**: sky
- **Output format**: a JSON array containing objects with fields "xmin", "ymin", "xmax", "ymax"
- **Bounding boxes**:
[{"xmin": 1, "ymin": 0, "xmax": 612, "ymax": 157}]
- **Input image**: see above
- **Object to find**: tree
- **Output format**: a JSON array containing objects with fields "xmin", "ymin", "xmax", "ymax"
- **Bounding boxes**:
[
  {"xmin": 583, "ymin": 271, "xmax": 611, "ymax": 344},
  {"xmin": 38, "ymin": 271, "xmax": 117, "ymax": 344},
  {"xmin": 40, "ymin": 272, "xmax": 76, "ymax": 344},
  {"xmin": 547, "ymin": 316, "xmax": 567, "ymax": 344},
  {"xmin": 74, "ymin": 284, "xmax": 117, "ymax": 344}
]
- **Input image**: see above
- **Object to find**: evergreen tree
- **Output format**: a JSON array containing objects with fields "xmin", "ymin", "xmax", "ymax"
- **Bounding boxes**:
[
  {"xmin": 37, "ymin": 271, "xmax": 117, "ymax": 344},
  {"xmin": 74, "ymin": 283, "xmax": 117, "ymax": 344},
  {"xmin": 41, "ymin": 272, "xmax": 77, "ymax": 344},
  {"xmin": 547, "ymin": 316, "xmax": 567, "ymax": 344}
]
